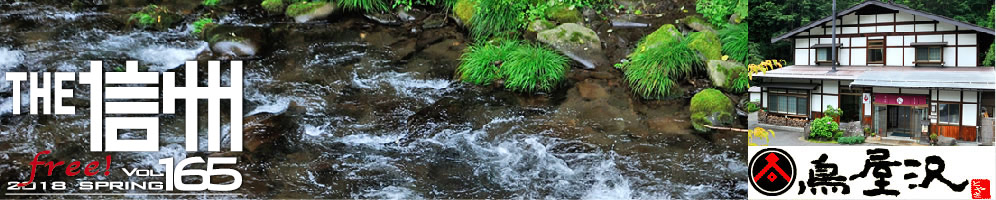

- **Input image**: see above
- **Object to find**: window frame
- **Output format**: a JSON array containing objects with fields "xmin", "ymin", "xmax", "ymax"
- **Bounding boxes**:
[
  {"xmin": 815, "ymin": 47, "xmax": 833, "ymax": 63},
  {"xmin": 867, "ymin": 39, "xmax": 885, "ymax": 64},
  {"xmin": 937, "ymin": 103, "xmax": 961, "ymax": 125},
  {"xmin": 767, "ymin": 88, "xmax": 810, "ymax": 117},
  {"xmin": 914, "ymin": 46, "xmax": 944, "ymax": 64}
]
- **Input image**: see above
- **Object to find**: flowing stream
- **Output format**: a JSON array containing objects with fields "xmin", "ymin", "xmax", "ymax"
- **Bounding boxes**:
[{"xmin": 0, "ymin": 1, "xmax": 746, "ymax": 199}]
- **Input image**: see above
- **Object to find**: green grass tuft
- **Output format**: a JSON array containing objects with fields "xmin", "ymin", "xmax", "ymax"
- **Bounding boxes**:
[
  {"xmin": 469, "ymin": 0, "xmax": 527, "ymax": 41},
  {"xmin": 202, "ymin": 0, "xmax": 220, "ymax": 7},
  {"xmin": 338, "ymin": 0, "xmax": 389, "ymax": 12},
  {"xmin": 720, "ymin": 23, "xmax": 748, "ymax": 63},
  {"xmin": 501, "ymin": 43, "xmax": 569, "ymax": 92},
  {"xmin": 456, "ymin": 40, "xmax": 519, "ymax": 86},
  {"xmin": 262, "ymin": 0, "xmax": 286, "ymax": 13},
  {"xmin": 192, "ymin": 18, "xmax": 213, "ymax": 34},
  {"xmin": 622, "ymin": 37, "xmax": 702, "ymax": 99}
]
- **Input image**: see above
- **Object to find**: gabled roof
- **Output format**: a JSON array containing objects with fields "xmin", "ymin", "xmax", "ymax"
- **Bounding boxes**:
[{"xmin": 771, "ymin": 0, "xmax": 996, "ymax": 43}]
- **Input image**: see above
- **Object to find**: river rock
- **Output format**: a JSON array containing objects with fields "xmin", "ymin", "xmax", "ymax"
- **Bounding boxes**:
[
  {"xmin": 421, "ymin": 13, "xmax": 446, "ymax": 29},
  {"xmin": 527, "ymin": 20, "xmax": 555, "ymax": 33},
  {"xmin": 577, "ymin": 80, "xmax": 608, "ymax": 100},
  {"xmin": 243, "ymin": 102, "xmax": 305, "ymax": 153},
  {"xmin": 706, "ymin": 60, "xmax": 743, "ymax": 89},
  {"xmin": 545, "ymin": 4, "xmax": 583, "ymax": 24},
  {"xmin": 286, "ymin": 2, "xmax": 337, "ymax": 23},
  {"xmin": 537, "ymin": 23, "xmax": 605, "ymax": 70},
  {"xmin": 690, "ymin": 89, "xmax": 734, "ymax": 132},
  {"xmin": 365, "ymin": 12, "xmax": 402, "ymax": 25},
  {"xmin": 203, "ymin": 24, "xmax": 267, "ymax": 59},
  {"xmin": 937, "ymin": 135, "xmax": 956, "ymax": 146},
  {"xmin": 680, "ymin": 15, "xmax": 717, "ymax": 33}
]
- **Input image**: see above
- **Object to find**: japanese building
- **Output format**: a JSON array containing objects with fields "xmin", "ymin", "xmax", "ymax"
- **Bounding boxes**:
[{"xmin": 750, "ymin": 0, "xmax": 996, "ymax": 143}]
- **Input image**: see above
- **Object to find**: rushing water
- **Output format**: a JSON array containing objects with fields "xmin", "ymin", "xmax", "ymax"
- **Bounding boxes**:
[{"xmin": 0, "ymin": 1, "xmax": 746, "ymax": 199}]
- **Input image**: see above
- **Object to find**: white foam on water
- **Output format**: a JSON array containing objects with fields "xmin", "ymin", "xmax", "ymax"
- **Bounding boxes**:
[
  {"xmin": 359, "ymin": 186, "xmax": 417, "ymax": 200},
  {"xmin": 337, "ymin": 133, "xmax": 402, "ymax": 146},
  {"xmin": 246, "ymin": 98, "xmax": 292, "ymax": 116},
  {"xmin": 351, "ymin": 71, "xmax": 451, "ymax": 103},
  {"xmin": 131, "ymin": 42, "xmax": 209, "ymax": 71},
  {"xmin": 0, "ymin": 48, "xmax": 23, "ymax": 69}
]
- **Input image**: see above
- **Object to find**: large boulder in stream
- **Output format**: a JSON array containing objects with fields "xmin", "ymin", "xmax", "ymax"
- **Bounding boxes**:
[
  {"xmin": 242, "ymin": 102, "xmax": 305, "ymax": 153},
  {"xmin": 536, "ymin": 23, "xmax": 605, "ymax": 70},
  {"xmin": 686, "ymin": 31, "xmax": 723, "ymax": 62},
  {"xmin": 451, "ymin": 0, "xmax": 475, "ymax": 27},
  {"xmin": 202, "ymin": 24, "xmax": 267, "ymax": 59},
  {"xmin": 706, "ymin": 60, "xmax": 746, "ymax": 91},
  {"xmin": 690, "ymin": 89, "xmax": 735, "ymax": 132}
]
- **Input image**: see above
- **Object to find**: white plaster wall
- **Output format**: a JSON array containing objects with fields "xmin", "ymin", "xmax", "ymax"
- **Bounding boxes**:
[
  {"xmin": 918, "ymin": 35, "xmax": 943, "ymax": 42},
  {"xmin": 809, "ymin": 49, "xmax": 816, "ymax": 65},
  {"xmin": 819, "ymin": 38, "xmax": 832, "ymax": 44},
  {"xmin": 937, "ymin": 22, "xmax": 956, "ymax": 31},
  {"xmin": 822, "ymin": 80, "xmax": 839, "ymax": 94},
  {"xmin": 943, "ymin": 47, "xmax": 957, "ymax": 66},
  {"xmin": 943, "ymin": 34, "xmax": 957, "ymax": 45},
  {"xmin": 796, "ymin": 39, "xmax": 809, "ymax": 48},
  {"xmin": 877, "ymin": 25, "xmax": 894, "ymax": 33},
  {"xmin": 762, "ymin": 92, "xmax": 768, "ymax": 108},
  {"xmin": 903, "ymin": 89, "xmax": 930, "ymax": 94},
  {"xmin": 852, "ymin": 37, "xmax": 867, "ymax": 47},
  {"xmin": 886, "ymin": 36, "xmax": 904, "ymax": 46},
  {"xmin": 964, "ymin": 104, "xmax": 978, "ymax": 126},
  {"xmin": 811, "ymin": 94, "xmax": 822, "ymax": 111},
  {"xmin": 859, "ymin": 26, "xmax": 875, "ymax": 33},
  {"xmin": 812, "ymin": 27, "xmax": 824, "ymax": 35},
  {"xmin": 859, "ymin": 15, "xmax": 876, "ymax": 24},
  {"xmin": 958, "ymin": 47, "xmax": 977, "ymax": 67},
  {"xmin": 958, "ymin": 34, "xmax": 977, "ymax": 45},
  {"xmin": 914, "ymin": 24, "xmax": 934, "ymax": 32},
  {"xmin": 851, "ymin": 49, "xmax": 867, "ymax": 65},
  {"xmin": 964, "ymin": 91, "xmax": 979, "ymax": 103},
  {"xmin": 904, "ymin": 48, "xmax": 915, "ymax": 66},
  {"xmin": 823, "ymin": 95, "xmax": 839, "ymax": 111},
  {"xmin": 843, "ymin": 14, "xmax": 858, "ymax": 24},
  {"xmin": 939, "ymin": 90, "xmax": 961, "ymax": 102},
  {"xmin": 840, "ymin": 49, "xmax": 851, "ymax": 65},
  {"xmin": 903, "ymin": 36, "xmax": 916, "ymax": 45},
  {"xmin": 843, "ymin": 27, "xmax": 858, "ymax": 34},
  {"xmin": 896, "ymin": 12, "xmax": 914, "ymax": 22},
  {"xmin": 877, "ymin": 14, "xmax": 894, "ymax": 22},
  {"xmin": 840, "ymin": 38, "xmax": 850, "ymax": 47},
  {"xmin": 795, "ymin": 49, "xmax": 809, "ymax": 65},
  {"xmin": 886, "ymin": 48, "xmax": 904, "ymax": 66},
  {"xmin": 750, "ymin": 92, "xmax": 761, "ymax": 102},
  {"xmin": 896, "ymin": 24, "xmax": 914, "ymax": 32},
  {"xmin": 865, "ymin": 100, "xmax": 872, "ymax": 116}
]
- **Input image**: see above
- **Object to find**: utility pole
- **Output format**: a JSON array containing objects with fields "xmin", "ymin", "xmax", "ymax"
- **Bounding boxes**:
[{"xmin": 830, "ymin": 0, "xmax": 838, "ymax": 72}]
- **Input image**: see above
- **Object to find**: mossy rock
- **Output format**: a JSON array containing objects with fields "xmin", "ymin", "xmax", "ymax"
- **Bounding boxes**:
[
  {"xmin": 261, "ymin": 0, "xmax": 286, "ymax": 13},
  {"xmin": 537, "ymin": 23, "xmax": 605, "ymax": 69},
  {"xmin": 706, "ymin": 60, "xmax": 743, "ymax": 89},
  {"xmin": 545, "ymin": 4, "xmax": 583, "ymax": 24},
  {"xmin": 690, "ymin": 88, "xmax": 734, "ymax": 132},
  {"xmin": 452, "ymin": 0, "xmax": 475, "ymax": 26},
  {"xmin": 528, "ymin": 20, "xmax": 556, "ymax": 33},
  {"xmin": 633, "ymin": 24, "xmax": 681, "ymax": 54},
  {"xmin": 686, "ymin": 31, "xmax": 722, "ymax": 62},
  {"xmin": 285, "ymin": 1, "xmax": 337, "ymax": 23},
  {"xmin": 127, "ymin": 5, "xmax": 181, "ymax": 31}
]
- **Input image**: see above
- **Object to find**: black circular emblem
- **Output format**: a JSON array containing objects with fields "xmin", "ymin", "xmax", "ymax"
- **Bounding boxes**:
[{"xmin": 748, "ymin": 148, "xmax": 796, "ymax": 196}]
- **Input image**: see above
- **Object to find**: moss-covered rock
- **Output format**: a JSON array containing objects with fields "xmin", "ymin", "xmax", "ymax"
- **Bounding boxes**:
[
  {"xmin": 285, "ymin": 1, "xmax": 337, "ymax": 23},
  {"xmin": 680, "ymin": 15, "xmax": 717, "ymax": 33},
  {"xmin": 128, "ymin": 5, "xmax": 181, "ymax": 31},
  {"xmin": 452, "ymin": 0, "xmax": 475, "ymax": 26},
  {"xmin": 528, "ymin": 20, "xmax": 556, "ymax": 33},
  {"xmin": 686, "ymin": 31, "xmax": 722, "ymax": 62},
  {"xmin": 706, "ymin": 60, "xmax": 743, "ymax": 89},
  {"xmin": 632, "ymin": 24, "xmax": 681, "ymax": 55},
  {"xmin": 690, "ymin": 88, "xmax": 734, "ymax": 132},
  {"xmin": 261, "ymin": 0, "xmax": 285, "ymax": 13},
  {"xmin": 545, "ymin": 4, "xmax": 583, "ymax": 24},
  {"xmin": 203, "ymin": 24, "xmax": 268, "ymax": 59},
  {"xmin": 537, "ymin": 23, "xmax": 605, "ymax": 70}
]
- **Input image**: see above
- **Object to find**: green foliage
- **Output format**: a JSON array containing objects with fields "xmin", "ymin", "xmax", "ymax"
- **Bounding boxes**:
[
  {"xmin": 393, "ymin": 0, "xmax": 457, "ymax": 10},
  {"xmin": 746, "ymin": 101, "xmax": 760, "ymax": 112},
  {"xmin": 501, "ymin": 43, "xmax": 569, "ymax": 92},
  {"xmin": 202, "ymin": 0, "xmax": 219, "ymax": 7},
  {"xmin": 339, "ymin": 0, "xmax": 389, "ymax": 12},
  {"xmin": 286, "ymin": 1, "xmax": 328, "ymax": 17},
  {"xmin": 457, "ymin": 40, "xmax": 569, "ymax": 92},
  {"xmin": 128, "ymin": 5, "xmax": 178, "ymax": 30},
  {"xmin": 192, "ymin": 18, "xmax": 213, "ymax": 34},
  {"xmin": 810, "ymin": 116, "xmax": 839, "ymax": 140},
  {"xmin": 686, "ymin": 31, "xmax": 723, "ymax": 61},
  {"xmin": 690, "ymin": 88, "xmax": 734, "ymax": 131},
  {"xmin": 837, "ymin": 136, "xmax": 865, "ymax": 144},
  {"xmin": 696, "ymin": 0, "xmax": 737, "ymax": 26},
  {"xmin": 727, "ymin": 67, "xmax": 749, "ymax": 93},
  {"xmin": 824, "ymin": 105, "xmax": 843, "ymax": 118},
  {"xmin": 720, "ymin": 23, "xmax": 748, "ymax": 63},
  {"xmin": 635, "ymin": 24, "xmax": 682, "ymax": 51},
  {"xmin": 623, "ymin": 39, "xmax": 701, "ymax": 99},
  {"xmin": 930, "ymin": 133, "xmax": 938, "ymax": 141},
  {"xmin": 469, "ymin": 0, "xmax": 528, "ymax": 41},
  {"xmin": 262, "ymin": 0, "xmax": 286, "ymax": 13},
  {"xmin": 457, "ymin": 40, "xmax": 517, "ymax": 86},
  {"xmin": 985, "ymin": 43, "xmax": 995, "ymax": 66},
  {"xmin": 544, "ymin": 3, "xmax": 583, "ymax": 23}
]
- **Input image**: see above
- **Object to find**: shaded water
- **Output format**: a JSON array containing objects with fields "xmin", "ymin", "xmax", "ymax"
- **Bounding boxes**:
[{"xmin": 0, "ymin": 1, "xmax": 746, "ymax": 199}]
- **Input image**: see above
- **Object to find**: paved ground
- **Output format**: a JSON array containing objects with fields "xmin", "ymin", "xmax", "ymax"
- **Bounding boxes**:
[{"xmin": 752, "ymin": 124, "xmax": 874, "ymax": 146}]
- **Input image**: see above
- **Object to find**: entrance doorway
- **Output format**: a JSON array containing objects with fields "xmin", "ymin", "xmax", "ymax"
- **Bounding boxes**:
[
  {"xmin": 840, "ymin": 94, "xmax": 862, "ymax": 122},
  {"xmin": 887, "ymin": 106, "xmax": 912, "ymax": 137}
]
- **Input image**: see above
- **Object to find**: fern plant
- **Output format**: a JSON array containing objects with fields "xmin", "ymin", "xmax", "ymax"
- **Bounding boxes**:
[
  {"xmin": 501, "ymin": 43, "xmax": 569, "ymax": 92},
  {"xmin": 720, "ymin": 23, "xmax": 748, "ymax": 63}
]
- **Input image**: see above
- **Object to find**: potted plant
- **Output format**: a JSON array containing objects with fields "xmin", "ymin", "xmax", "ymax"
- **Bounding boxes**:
[
  {"xmin": 746, "ymin": 101, "xmax": 761, "ymax": 123},
  {"xmin": 929, "ymin": 133, "xmax": 938, "ymax": 145}
]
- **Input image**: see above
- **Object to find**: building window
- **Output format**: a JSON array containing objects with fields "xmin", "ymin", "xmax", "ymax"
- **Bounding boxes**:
[
  {"xmin": 938, "ymin": 103, "xmax": 961, "ymax": 124},
  {"xmin": 915, "ymin": 46, "xmax": 942, "ymax": 63},
  {"xmin": 767, "ymin": 89, "xmax": 809, "ymax": 116},
  {"xmin": 867, "ymin": 39, "xmax": 884, "ymax": 64},
  {"xmin": 816, "ymin": 48, "xmax": 831, "ymax": 62}
]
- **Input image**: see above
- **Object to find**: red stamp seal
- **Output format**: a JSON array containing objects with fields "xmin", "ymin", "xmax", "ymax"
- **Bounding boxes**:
[{"xmin": 973, "ymin": 179, "xmax": 991, "ymax": 199}]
